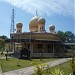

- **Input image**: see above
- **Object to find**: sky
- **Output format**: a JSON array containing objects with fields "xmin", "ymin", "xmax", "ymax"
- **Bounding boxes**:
[{"xmin": 0, "ymin": 0, "xmax": 74, "ymax": 37}]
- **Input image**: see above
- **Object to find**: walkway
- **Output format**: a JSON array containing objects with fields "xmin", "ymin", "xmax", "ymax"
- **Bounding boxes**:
[
  {"xmin": 0, "ymin": 67, "xmax": 2, "ymax": 75},
  {"xmin": 2, "ymin": 58, "xmax": 71, "ymax": 75}
]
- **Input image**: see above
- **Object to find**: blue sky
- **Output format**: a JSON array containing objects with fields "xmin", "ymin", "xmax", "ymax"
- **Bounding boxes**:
[{"xmin": 0, "ymin": 0, "xmax": 74, "ymax": 37}]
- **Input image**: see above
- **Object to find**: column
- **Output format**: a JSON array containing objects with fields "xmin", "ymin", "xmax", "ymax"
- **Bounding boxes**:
[{"xmin": 53, "ymin": 44, "xmax": 55, "ymax": 56}]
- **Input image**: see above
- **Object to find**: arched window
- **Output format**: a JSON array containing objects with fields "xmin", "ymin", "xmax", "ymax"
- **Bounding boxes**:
[
  {"xmin": 40, "ymin": 27, "xmax": 41, "ymax": 29},
  {"xmin": 19, "ymin": 30, "xmax": 20, "ymax": 32},
  {"xmin": 42, "ymin": 27, "xmax": 43, "ymax": 29}
]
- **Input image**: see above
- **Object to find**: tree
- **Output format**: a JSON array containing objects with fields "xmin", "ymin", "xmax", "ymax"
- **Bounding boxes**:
[
  {"xmin": 0, "ymin": 40, "xmax": 5, "ymax": 51},
  {"xmin": 57, "ymin": 30, "xmax": 65, "ymax": 42},
  {"xmin": 57, "ymin": 31, "xmax": 75, "ymax": 43},
  {"xmin": 64, "ymin": 31, "xmax": 75, "ymax": 43},
  {"xmin": 0, "ymin": 35, "xmax": 8, "ymax": 40}
]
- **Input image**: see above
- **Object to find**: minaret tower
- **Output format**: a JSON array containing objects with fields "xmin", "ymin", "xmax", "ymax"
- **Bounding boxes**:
[
  {"xmin": 49, "ymin": 24, "xmax": 55, "ymax": 33},
  {"xmin": 16, "ymin": 22, "xmax": 23, "ymax": 33}
]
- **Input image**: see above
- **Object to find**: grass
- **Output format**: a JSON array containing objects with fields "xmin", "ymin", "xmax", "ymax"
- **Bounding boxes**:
[
  {"xmin": 52, "ymin": 61, "xmax": 72, "ymax": 75},
  {"xmin": 32, "ymin": 60, "xmax": 72, "ymax": 75},
  {"xmin": 0, "ymin": 58, "xmax": 58, "ymax": 72}
]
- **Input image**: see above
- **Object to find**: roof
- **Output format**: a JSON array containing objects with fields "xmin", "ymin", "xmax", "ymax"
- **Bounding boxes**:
[{"xmin": 65, "ymin": 43, "xmax": 75, "ymax": 45}]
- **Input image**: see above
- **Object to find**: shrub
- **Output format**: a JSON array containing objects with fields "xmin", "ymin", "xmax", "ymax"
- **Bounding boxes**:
[
  {"xmin": 51, "ymin": 68, "xmax": 64, "ymax": 75},
  {"xmin": 34, "ymin": 63, "xmax": 50, "ymax": 75},
  {"xmin": 35, "ymin": 64, "xmax": 43, "ymax": 75}
]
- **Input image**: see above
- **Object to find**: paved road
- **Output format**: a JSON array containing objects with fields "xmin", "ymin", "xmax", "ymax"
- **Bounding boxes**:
[{"xmin": 2, "ymin": 58, "xmax": 71, "ymax": 75}]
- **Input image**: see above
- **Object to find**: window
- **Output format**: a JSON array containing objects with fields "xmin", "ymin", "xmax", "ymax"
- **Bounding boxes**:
[
  {"xmin": 19, "ymin": 30, "xmax": 20, "ymax": 32},
  {"xmin": 40, "ymin": 27, "xmax": 41, "ymax": 29},
  {"xmin": 47, "ymin": 44, "xmax": 53, "ymax": 53},
  {"xmin": 27, "ymin": 44, "xmax": 30, "ymax": 49},
  {"xmin": 37, "ymin": 44, "xmax": 43, "ymax": 49}
]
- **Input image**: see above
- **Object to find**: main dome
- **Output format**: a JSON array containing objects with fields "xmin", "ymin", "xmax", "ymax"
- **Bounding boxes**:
[{"xmin": 29, "ymin": 16, "xmax": 40, "ymax": 32}]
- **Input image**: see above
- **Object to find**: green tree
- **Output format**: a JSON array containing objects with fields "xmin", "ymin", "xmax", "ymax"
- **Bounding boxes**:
[
  {"xmin": 64, "ymin": 31, "xmax": 74, "ymax": 43},
  {"xmin": 57, "ymin": 30, "xmax": 65, "ymax": 42},
  {"xmin": 57, "ymin": 31, "xmax": 75, "ymax": 43},
  {"xmin": 0, "ymin": 35, "xmax": 8, "ymax": 40},
  {"xmin": 0, "ymin": 40, "xmax": 5, "ymax": 51}
]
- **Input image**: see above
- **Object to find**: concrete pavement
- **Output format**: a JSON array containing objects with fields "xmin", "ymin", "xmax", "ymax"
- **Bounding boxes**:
[
  {"xmin": 0, "ymin": 67, "xmax": 2, "ymax": 75},
  {"xmin": 2, "ymin": 58, "xmax": 71, "ymax": 75}
]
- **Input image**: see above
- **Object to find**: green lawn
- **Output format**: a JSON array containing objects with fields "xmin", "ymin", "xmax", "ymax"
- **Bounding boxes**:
[
  {"xmin": 51, "ymin": 61, "xmax": 72, "ymax": 75},
  {"xmin": 32, "ymin": 60, "xmax": 72, "ymax": 75},
  {"xmin": 0, "ymin": 58, "xmax": 58, "ymax": 72}
]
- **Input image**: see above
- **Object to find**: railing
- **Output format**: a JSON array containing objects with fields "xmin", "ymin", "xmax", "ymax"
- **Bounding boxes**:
[{"xmin": 31, "ymin": 53, "xmax": 66, "ymax": 58}]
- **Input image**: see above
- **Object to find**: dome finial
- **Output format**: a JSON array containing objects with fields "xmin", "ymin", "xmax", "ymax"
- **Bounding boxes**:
[{"xmin": 36, "ymin": 10, "xmax": 38, "ymax": 16}]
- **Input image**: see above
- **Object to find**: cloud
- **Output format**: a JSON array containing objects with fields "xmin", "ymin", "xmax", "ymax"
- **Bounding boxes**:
[{"xmin": 1, "ymin": 0, "xmax": 74, "ymax": 17}]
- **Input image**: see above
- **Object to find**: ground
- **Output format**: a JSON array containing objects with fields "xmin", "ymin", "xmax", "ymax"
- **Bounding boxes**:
[
  {"xmin": 0, "ymin": 58, "xmax": 58, "ymax": 72},
  {"xmin": 41, "ymin": 61, "xmax": 72, "ymax": 75}
]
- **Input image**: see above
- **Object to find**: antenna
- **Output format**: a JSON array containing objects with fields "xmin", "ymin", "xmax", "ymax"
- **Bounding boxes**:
[
  {"xmin": 10, "ymin": 6, "xmax": 15, "ymax": 34},
  {"xmin": 10, "ymin": 6, "xmax": 15, "ymax": 52},
  {"xmin": 12, "ymin": 7, "xmax": 15, "ymax": 33}
]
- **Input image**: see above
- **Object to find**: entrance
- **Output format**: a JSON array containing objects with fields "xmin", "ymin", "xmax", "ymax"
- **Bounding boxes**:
[{"xmin": 20, "ymin": 48, "xmax": 30, "ymax": 59}]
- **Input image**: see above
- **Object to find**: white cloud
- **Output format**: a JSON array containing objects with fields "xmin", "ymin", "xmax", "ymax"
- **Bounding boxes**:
[{"xmin": 1, "ymin": 0, "xmax": 74, "ymax": 17}]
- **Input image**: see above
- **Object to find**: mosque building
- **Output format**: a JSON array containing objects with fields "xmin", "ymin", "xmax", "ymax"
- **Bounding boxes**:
[{"xmin": 6, "ymin": 14, "xmax": 65, "ymax": 58}]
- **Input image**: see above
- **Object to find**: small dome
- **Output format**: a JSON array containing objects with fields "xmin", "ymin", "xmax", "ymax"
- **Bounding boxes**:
[
  {"xmin": 49, "ymin": 24, "xmax": 55, "ymax": 30},
  {"xmin": 16, "ymin": 22, "xmax": 23, "ymax": 28},
  {"xmin": 38, "ymin": 17, "xmax": 45, "ymax": 24}
]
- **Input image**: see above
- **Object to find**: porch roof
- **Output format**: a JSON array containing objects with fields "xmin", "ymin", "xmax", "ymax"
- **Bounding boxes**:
[{"xmin": 5, "ymin": 38, "xmax": 63, "ymax": 44}]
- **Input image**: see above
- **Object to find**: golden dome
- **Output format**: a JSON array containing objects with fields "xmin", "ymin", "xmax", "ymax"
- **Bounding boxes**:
[
  {"xmin": 29, "ymin": 16, "xmax": 40, "ymax": 32},
  {"xmin": 29, "ymin": 16, "xmax": 40, "ymax": 28},
  {"xmin": 38, "ymin": 17, "xmax": 45, "ymax": 24}
]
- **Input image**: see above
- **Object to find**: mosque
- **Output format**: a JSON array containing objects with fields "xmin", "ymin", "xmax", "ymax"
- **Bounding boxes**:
[{"xmin": 6, "ymin": 13, "xmax": 65, "ymax": 58}]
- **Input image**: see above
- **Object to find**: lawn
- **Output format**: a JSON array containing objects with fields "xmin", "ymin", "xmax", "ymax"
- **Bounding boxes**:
[
  {"xmin": 32, "ymin": 60, "xmax": 72, "ymax": 75},
  {"xmin": 51, "ymin": 61, "xmax": 72, "ymax": 75},
  {"xmin": 0, "ymin": 57, "xmax": 58, "ymax": 72}
]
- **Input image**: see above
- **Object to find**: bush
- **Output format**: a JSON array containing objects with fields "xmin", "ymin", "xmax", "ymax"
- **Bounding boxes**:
[
  {"xmin": 34, "ymin": 63, "xmax": 50, "ymax": 75},
  {"xmin": 51, "ymin": 68, "xmax": 64, "ymax": 75}
]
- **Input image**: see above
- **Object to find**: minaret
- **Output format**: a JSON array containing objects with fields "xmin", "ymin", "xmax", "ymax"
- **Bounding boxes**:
[
  {"xmin": 16, "ymin": 22, "xmax": 23, "ymax": 33},
  {"xmin": 49, "ymin": 24, "xmax": 55, "ymax": 33}
]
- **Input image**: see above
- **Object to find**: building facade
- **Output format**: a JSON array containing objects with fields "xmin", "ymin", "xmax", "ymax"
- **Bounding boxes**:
[{"xmin": 6, "ymin": 15, "xmax": 65, "ymax": 58}]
